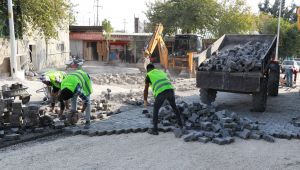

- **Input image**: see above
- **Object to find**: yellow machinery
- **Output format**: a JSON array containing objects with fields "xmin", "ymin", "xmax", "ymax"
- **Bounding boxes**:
[{"xmin": 144, "ymin": 23, "xmax": 203, "ymax": 76}]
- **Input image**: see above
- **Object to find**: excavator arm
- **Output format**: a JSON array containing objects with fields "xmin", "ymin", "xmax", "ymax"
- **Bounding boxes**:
[{"xmin": 144, "ymin": 23, "xmax": 168, "ymax": 70}]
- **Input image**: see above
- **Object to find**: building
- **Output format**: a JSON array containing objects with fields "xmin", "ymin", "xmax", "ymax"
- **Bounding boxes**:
[{"xmin": 69, "ymin": 25, "xmax": 175, "ymax": 64}]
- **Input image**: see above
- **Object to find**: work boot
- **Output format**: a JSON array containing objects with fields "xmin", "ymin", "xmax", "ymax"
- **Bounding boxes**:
[
  {"xmin": 84, "ymin": 121, "xmax": 90, "ymax": 129},
  {"xmin": 147, "ymin": 128, "xmax": 159, "ymax": 135}
]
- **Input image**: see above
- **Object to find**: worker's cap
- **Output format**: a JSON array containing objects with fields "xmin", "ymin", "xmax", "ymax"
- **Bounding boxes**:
[{"xmin": 40, "ymin": 74, "xmax": 50, "ymax": 82}]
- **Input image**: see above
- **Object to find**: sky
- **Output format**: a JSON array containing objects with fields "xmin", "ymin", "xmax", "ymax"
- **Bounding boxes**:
[{"xmin": 71, "ymin": 0, "xmax": 299, "ymax": 33}]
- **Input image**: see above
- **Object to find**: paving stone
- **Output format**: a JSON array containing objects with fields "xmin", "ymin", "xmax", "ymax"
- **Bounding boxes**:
[
  {"xmin": 221, "ymin": 117, "xmax": 233, "ymax": 123},
  {"xmin": 115, "ymin": 129, "xmax": 125, "ymax": 134},
  {"xmin": 65, "ymin": 128, "xmax": 81, "ymax": 135},
  {"xmin": 81, "ymin": 129, "xmax": 89, "ymax": 135},
  {"xmin": 106, "ymin": 130, "xmax": 116, "ymax": 135},
  {"xmin": 88, "ymin": 130, "xmax": 98, "ymax": 137},
  {"xmin": 0, "ymin": 130, "xmax": 5, "ymax": 138},
  {"xmin": 33, "ymin": 127, "xmax": 44, "ymax": 133},
  {"xmin": 204, "ymin": 131, "xmax": 215, "ymax": 138},
  {"xmin": 200, "ymin": 122, "xmax": 212, "ymax": 130},
  {"xmin": 212, "ymin": 123, "xmax": 221, "ymax": 132},
  {"xmin": 238, "ymin": 129, "xmax": 251, "ymax": 139},
  {"xmin": 132, "ymin": 128, "xmax": 142, "ymax": 133},
  {"xmin": 212, "ymin": 137, "xmax": 227, "ymax": 145},
  {"xmin": 262, "ymin": 134, "xmax": 275, "ymax": 143},
  {"xmin": 249, "ymin": 132, "xmax": 261, "ymax": 140},
  {"xmin": 183, "ymin": 132, "xmax": 198, "ymax": 142},
  {"xmin": 222, "ymin": 122, "xmax": 238, "ymax": 129},
  {"xmin": 97, "ymin": 130, "xmax": 107, "ymax": 136},
  {"xmin": 224, "ymin": 137, "xmax": 235, "ymax": 144},
  {"xmin": 198, "ymin": 136, "xmax": 210, "ymax": 143},
  {"xmin": 4, "ymin": 133, "xmax": 20, "ymax": 141}
]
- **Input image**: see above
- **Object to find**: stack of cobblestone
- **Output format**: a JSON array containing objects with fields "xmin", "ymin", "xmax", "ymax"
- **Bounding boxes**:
[
  {"xmin": 91, "ymin": 73, "xmax": 144, "ymax": 85},
  {"xmin": 153, "ymin": 102, "xmax": 300, "ymax": 145},
  {"xmin": 199, "ymin": 41, "xmax": 271, "ymax": 72}
]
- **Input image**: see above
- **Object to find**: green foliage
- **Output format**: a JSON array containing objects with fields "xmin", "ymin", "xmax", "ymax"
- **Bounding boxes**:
[
  {"xmin": 256, "ymin": 13, "xmax": 300, "ymax": 58},
  {"xmin": 258, "ymin": 0, "xmax": 297, "ymax": 23},
  {"xmin": 0, "ymin": 0, "xmax": 74, "ymax": 39},
  {"xmin": 145, "ymin": 0, "xmax": 255, "ymax": 37},
  {"xmin": 102, "ymin": 19, "xmax": 113, "ymax": 39},
  {"xmin": 146, "ymin": 0, "xmax": 219, "ymax": 35},
  {"xmin": 213, "ymin": 0, "xmax": 256, "ymax": 37}
]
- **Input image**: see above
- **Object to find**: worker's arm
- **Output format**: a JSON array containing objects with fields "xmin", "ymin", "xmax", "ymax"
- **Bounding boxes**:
[{"xmin": 144, "ymin": 76, "xmax": 150, "ymax": 106}]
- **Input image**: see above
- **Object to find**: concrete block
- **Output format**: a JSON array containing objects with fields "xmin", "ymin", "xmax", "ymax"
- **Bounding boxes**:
[
  {"xmin": 132, "ymin": 128, "xmax": 142, "ymax": 133},
  {"xmin": 106, "ymin": 130, "xmax": 116, "ymax": 135},
  {"xmin": 221, "ymin": 117, "xmax": 233, "ymax": 123},
  {"xmin": 81, "ymin": 129, "xmax": 89, "ymax": 135},
  {"xmin": 204, "ymin": 131, "xmax": 215, "ymax": 138},
  {"xmin": 188, "ymin": 113, "xmax": 199, "ymax": 123},
  {"xmin": 198, "ymin": 136, "xmax": 210, "ymax": 143},
  {"xmin": 224, "ymin": 137, "xmax": 235, "ymax": 144},
  {"xmin": 200, "ymin": 122, "xmax": 212, "ymax": 130},
  {"xmin": 212, "ymin": 123, "xmax": 221, "ymax": 132},
  {"xmin": 115, "ymin": 129, "xmax": 125, "ymax": 134}
]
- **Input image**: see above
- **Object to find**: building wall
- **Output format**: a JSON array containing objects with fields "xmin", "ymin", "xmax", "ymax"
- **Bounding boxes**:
[
  {"xmin": 0, "ymin": 28, "xmax": 69, "ymax": 76},
  {"xmin": 70, "ymin": 40, "xmax": 83, "ymax": 57}
]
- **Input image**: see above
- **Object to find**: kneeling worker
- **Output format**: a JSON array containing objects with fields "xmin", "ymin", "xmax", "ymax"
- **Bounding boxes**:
[
  {"xmin": 144, "ymin": 63, "xmax": 183, "ymax": 135},
  {"xmin": 58, "ymin": 70, "xmax": 92, "ymax": 129},
  {"xmin": 40, "ymin": 70, "xmax": 67, "ymax": 114}
]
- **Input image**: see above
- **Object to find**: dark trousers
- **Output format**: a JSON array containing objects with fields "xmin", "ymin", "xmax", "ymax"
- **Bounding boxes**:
[{"xmin": 153, "ymin": 89, "xmax": 183, "ymax": 130}]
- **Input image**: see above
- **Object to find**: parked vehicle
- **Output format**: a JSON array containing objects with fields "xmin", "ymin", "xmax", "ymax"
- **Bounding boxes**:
[
  {"xmin": 281, "ymin": 60, "xmax": 299, "ymax": 73},
  {"xmin": 65, "ymin": 55, "xmax": 84, "ymax": 70}
]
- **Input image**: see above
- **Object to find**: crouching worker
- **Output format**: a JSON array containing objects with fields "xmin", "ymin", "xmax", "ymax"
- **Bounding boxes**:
[
  {"xmin": 58, "ymin": 70, "xmax": 92, "ymax": 129},
  {"xmin": 144, "ymin": 63, "xmax": 183, "ymax": 135},
  {"xmin": 40, "ymin": 70, "xmax": 67, "ymax": 116}
]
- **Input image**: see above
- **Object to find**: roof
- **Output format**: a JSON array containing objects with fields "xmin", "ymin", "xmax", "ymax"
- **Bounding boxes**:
[{"xmin": 69, "ymin": 26, "xmax": 103, "ymax": 32}]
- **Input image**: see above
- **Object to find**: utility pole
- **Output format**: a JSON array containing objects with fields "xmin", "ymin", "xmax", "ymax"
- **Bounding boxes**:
[
  {"xmin": 123, "ymin": 19, "xmax": 128, "ymax": 33},
  {"xmin": 94, "ymin": 0, "xmax": 102, "ymax": 26},
  {"xmin": 7, "ymin": 0, "xmax": 18, "ymax": 78},
  {"xmin": 275, "ymin": 0, "xmax": 283, "ymax": 61}
]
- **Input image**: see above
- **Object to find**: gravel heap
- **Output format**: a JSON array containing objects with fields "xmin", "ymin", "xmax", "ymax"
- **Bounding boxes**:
[
  {"xmin": 91, "ymin": 73, "xmax": 145, "ymax": 85},
  {"xmin": 199, "ymin": 41, "xmax": 271, "ymax": 72}
]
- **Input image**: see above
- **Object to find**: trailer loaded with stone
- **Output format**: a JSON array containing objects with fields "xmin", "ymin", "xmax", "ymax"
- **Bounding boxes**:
[{"xmin": 197, "ymin": 35, "xmax": 279, "ymax": 112}]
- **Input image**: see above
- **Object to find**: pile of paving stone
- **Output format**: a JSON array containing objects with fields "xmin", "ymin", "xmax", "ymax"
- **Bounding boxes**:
[
  {"xmin": 151, "ymin": 102, "xmax": 300, "ymax": 145},
  {"xmin": 91, "ymin": 73, "xmax": 145, "ymax": 85},
  {"xmin": 199, "ymin": 41, "xmax": 271, "ymax": 72}
]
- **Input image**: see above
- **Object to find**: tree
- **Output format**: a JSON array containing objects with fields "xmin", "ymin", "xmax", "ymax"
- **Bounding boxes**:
[
  {"xmin": 212, "ymin": 0, "xmax": 256, "ymax": 37},
  {"xmin": 0, "ymin": 0, "xmax": 74, "ymax": 40},
  {"xmin": 145, "ymin": 0, "xmax": 255, "ymax": 37},
  {"xmin": 146, "ymin": 0, "xmax": 219, "ymax": 35},
  {"xmin": 256, "ymin": 14, "xmax": 300, "ymax": 58},
  {"xmin": 258, "ymin": 0, "xmax": 297, "ymax": 23},
  {"xmin": 102, "ymin": 19, "xmax": 114, "ymax": 62}
]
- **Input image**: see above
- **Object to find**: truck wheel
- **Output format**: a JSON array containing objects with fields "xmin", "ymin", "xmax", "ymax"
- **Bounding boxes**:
[
  {"xmin": 200, "ymin": 88, "xmax": 217, "ymax": 105},
  {"xmin": 268, "ymin": 63, "xmax": 280, "ymax": 96},
  {"xmin": 252, "ymin": 78, "xmax": 268, "ymax": 112}
]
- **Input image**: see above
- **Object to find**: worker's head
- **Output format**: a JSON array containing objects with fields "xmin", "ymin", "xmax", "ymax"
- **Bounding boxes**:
[
  {"xmin": 40, "ymin": 74, "xmax": 51, "ymax": 86},
  {"xmin": 59, "ymin": 88, "xmax": 74, "ymax": 101},
  {"xmin": 146, "ymin": 63, "xmax": 155, "ymax": 72}
]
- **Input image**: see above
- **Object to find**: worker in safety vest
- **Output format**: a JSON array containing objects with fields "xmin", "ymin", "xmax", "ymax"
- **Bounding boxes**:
[
  {"xmin": 40, "ymin": 70, "xmax": 67, "ymax": 113},
  {"xmin": 144, "ymin": 63, "xmax": 183, "ymax": 135},
  {"xmin": 58, "ymin": 70, "xmax": 92, "ymax": 129}
]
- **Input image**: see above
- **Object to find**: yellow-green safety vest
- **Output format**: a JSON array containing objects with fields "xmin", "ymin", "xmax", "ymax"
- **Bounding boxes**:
[
  {"xmin": 45, "ymin": 70, "xmax": 66, "ymax": 89},
  {"xmin": 61, "ymin": 70, "xmax": 92, "ymax": 96},
  {"xmin": 147, "ymin": 69, "xmax": 174, "ymax": 97}
]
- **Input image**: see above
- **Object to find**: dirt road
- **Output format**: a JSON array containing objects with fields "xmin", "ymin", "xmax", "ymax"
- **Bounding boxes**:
[
  {"xmin": 1, "ymin": 65, "xmax": 300, "ymax": 170},
  {"xmin": 1, "ymin": 133, "xmax": 300, "ymax": 170}
]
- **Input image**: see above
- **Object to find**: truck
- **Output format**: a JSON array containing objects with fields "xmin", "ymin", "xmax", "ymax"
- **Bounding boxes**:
[{"xmin": 196, "ymin": 34, "xmax": 279, "ymax": 112}]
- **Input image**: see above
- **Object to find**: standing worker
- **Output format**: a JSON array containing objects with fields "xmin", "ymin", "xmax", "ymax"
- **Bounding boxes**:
[
  {"xmin": 144, "ymin": 63, "xmax": 183, "ymax": 135},
  {"xmin": 40, "ymin": 70, "xmax": 67, "ymax": 115},
  {"xmin": 58, "ymin": 70, "xmax": 92, "ymax": 129}
]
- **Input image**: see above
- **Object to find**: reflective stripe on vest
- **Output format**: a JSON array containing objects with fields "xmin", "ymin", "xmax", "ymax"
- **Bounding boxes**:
[{"xmin": 147, "ymin": 69, "xmax": 173, "ymax": 97}]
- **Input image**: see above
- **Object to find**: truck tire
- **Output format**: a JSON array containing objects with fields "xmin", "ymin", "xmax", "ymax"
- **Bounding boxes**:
[
  {"xmin": 252, "ymin": 78, "xmax": 268, "ymax": 112},
  {"xmin": 268, "ymin": 63, "xmax": 280, "ymax": 96},
  {"xmin": 200, "ymin": 88, "xmax": 217, "ymax": 105}
]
